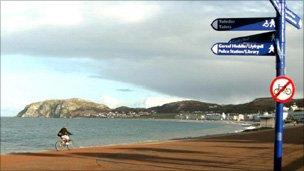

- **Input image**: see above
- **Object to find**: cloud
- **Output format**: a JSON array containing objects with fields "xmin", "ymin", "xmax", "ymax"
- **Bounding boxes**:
[
  {"xmin": 144, "ymin": 96, "xmax": 187, "ymax": 108},
  {"xmin": 91, "ymin": 2, "xmax": 160, "ymax": 23},
  {"xmin": 1, "ymin": 1, "xmax": 303, "ymax": 105},
  {"xmin": 96, "ymin": 57, "xmax": 281, "ymax": 104},
  {"xmin": 116, "ymin": 88, "xmax": 133, "ymax": 92},
  {"xmin": 100, "ymin": 95, "xmax": 122, "ymax": 108},
  {"xmin": 2, "ymin": 1, "xmax": 84, "ymax": 34},
  {"xmin": 2, "ymin": 1, "xmax": 277, "ymax": 59}
]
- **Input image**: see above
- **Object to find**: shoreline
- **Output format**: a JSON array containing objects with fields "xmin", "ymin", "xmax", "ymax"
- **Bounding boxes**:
[
  {"xmin": 1, "ymin": 139, "xmax": 178, "ymax": 156},
  {"xmin": 1, "ymin": 121, "xmax": 300, "ymax": 156},
  {"xmin": 1, "ymin": 126, "xmax": 303, "ymax": 170},
  {"xmin": 1, "ymin": 127, "xmax": 242, "ymax": 156},
  {"xmin": 1, "ymin": 118, "xmax": 247, "ymax": 155},
  {"xmin": 1, "ymin": 123, "xmax": 299, "ymax": 156}
]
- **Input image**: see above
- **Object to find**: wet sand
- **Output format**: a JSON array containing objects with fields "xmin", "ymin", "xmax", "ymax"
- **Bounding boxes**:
[{"xmin": 1, "ymin": 126, "xmax": 303, "ymax": 171}]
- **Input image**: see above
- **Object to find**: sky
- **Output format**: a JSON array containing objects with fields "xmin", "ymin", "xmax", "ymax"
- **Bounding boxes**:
[{"xmin": 1, "ymin": 1, "xmax": 303, "ymax": 116}]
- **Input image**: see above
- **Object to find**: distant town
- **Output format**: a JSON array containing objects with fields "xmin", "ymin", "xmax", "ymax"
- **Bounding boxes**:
[
  {"xmin": 82, "ymin": 103, "xmax": 304, "ymax": 126},
  {"xmin": 17, "ymin": 97, "xmax": 304, "ymax": 129}
]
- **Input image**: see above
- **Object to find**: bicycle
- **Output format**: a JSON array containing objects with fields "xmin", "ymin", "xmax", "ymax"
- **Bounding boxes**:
[
  {"xmin": 55, "ymin": 137, "xmax": 73, "ymax": 151},
  {"xmin": 273, "ymin": 84, "xmax": 291, "ymax": 95}
]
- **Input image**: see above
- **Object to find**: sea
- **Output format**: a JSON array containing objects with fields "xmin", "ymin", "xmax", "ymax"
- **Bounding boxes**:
[{"xmin": 1, "ymin": 117, "xmax": 245, "ymax": 154}]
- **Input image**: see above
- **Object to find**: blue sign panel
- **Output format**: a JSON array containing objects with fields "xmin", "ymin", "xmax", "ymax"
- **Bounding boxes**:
[
  {"xmin": 269, "ymin": 0, "xmax": 281, "ymax": 14},
  {"xmin": 211, "ymin": 43, "xmax": 275, "ymax": 56},
  {"xmin": 229, "ymin": 31, "xmax": 276, "ymax": 44},
  {"xmin": 269, "ymin": 0, "xmax": 302, "ymax": 29},
  {"xmin": 211, "ymin": 17, "xmax": 276, "ymax": 31},
  {"xmin": 286, "ymin": 7, "xmax": 302, "ymax": 29}
]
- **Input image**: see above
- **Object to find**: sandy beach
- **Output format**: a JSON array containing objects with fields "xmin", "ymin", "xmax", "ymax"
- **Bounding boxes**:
[{"xmin": 1, "ymin": 125, "xmax": 303, "ymax": 171}]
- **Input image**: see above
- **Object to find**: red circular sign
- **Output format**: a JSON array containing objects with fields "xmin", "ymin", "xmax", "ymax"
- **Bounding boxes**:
[{"xmin": 270, "ymin": 76, "xmax": 296, "ymax": 103}]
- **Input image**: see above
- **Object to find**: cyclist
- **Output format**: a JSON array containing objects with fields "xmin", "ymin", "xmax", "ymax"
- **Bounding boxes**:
[{"xmin": 57, "ymin": 127, "xmax": 72, "ymax": 144}]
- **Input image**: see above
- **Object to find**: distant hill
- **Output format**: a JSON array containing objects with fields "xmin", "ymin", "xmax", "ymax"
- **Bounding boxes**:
[
  {"xmin": 219, "ymin": 98, "xmax": 304, "ymax": 113},
  {"xmin": 148, "ymin": 100, "xmax": 220, "ymax": 113},
  {"xmin": 148, "ymin": 98, "xmax": 303, "ymax": 114},
  {"xmin": 17, "ymin": 98, "xmax": 110, "ymax": 118},
  {"xmin": 112, "ymin": 106, "xmax": 146, "ymax": 113},
  {"xmin": 17, "ymin": 97, "xmax": 303, "ymax": 118}
]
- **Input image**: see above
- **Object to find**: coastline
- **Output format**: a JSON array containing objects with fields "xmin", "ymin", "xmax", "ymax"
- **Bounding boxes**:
[
  {"xmin": 0, "ymin": 127, "xmax": 238, "ymax": 156},
  {"xmin": 1, "ymin": 118, "xmax": 246, "ymax": 155},
  {"xmin": 1, "ymin": 125, "xmax": 303, "ymax": 170}
]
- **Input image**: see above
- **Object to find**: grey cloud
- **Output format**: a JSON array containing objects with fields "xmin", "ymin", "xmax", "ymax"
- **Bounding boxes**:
[
  {"xmin": 116, "ymin": 88, "xmax": 133, "ymax": 92},
  {"xmin": 1, "ymin": 1, "xmax": 303, "ymax": 104},
  {"xmin": 1, "ymin": 1, "xmax": 276, "ymax": 59},
  {"xmin": 97, "ymin": 57, "xmax": 280, "ymax": 104}
]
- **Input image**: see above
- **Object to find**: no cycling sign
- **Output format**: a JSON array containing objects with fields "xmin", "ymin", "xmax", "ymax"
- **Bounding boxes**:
[{"xmin": 270, "ymin": 76, "xmax": 295, "ymax": 103}]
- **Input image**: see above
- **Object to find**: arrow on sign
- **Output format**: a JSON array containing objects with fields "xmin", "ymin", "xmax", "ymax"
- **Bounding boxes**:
[
  {"xmin": 286, "ymin": 7, "xmax": 302, "ymax": 29},
  {"xmin": 211, "ymin": 17, "xmax": 276, "ymax": 31},
  {"xmin": 229, "ymin": 31, "xmax": 276, "ymax": 44},
  {"xmin": 211, "ymin": 43, "xmax": 275, "ymax": 56}
]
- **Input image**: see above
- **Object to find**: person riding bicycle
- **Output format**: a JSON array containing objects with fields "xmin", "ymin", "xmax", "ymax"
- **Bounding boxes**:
[{"xmin": 57, "ymin": 127, "xmax": 72, "ymax": 144}]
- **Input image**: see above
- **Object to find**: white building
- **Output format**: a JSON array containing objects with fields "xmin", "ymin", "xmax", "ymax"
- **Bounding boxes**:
[
  {"xmin": 205, "ymin": 113, "xmax": 222, "ymax": 120},
  {"xmin": 238, "ymin": 114, "xmax": 245, "ymax": 121},
  {"xmin": 221, "ymin": 113, "xmax": 226, "ymax": 120}
]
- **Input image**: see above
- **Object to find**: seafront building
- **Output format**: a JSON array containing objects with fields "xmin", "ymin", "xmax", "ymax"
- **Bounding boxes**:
[
  {"xmin": 288, "ymin": 104, "xmax": 304, "ymax": 123},
  {"xmin": 247, "ymin": 114, "xmax": 261, "ymax": 122},
  {"xmin": 259, "ymin": 115, "xmax": 275, "ymax": 128},
  {"xmin": 258, "ymin": 103, "xmax": 304, "ymax": 128}
]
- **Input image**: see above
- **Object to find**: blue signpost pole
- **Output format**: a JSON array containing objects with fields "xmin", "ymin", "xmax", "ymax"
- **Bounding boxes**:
[{"xmin": 274, "ymin": 0, "xmax": 285, "ymax": 170}]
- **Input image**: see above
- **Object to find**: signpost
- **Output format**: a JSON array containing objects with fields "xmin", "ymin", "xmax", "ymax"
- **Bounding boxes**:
[
  {"xmin": 270, "ymin": 0, "xmax": 281, "ymax": 14},
  {"xmin": 229, "ymin": 31, "xmax": 275, "ymax": 43},
  {"xmin": 211, "ymin": 17, "xmax": 276, "ymax": 31},
  {"xmin": 270, "ymin": 0, "xmax": 302, "ymax": 29},
  {"xmin": 211, "ymin": 43, "xmax": 275, "ymax": 56},
  {"xmin": 210, "ymin": 0, "xmax": 302, "ymax": 170},
  {"xmin": 274, "ymin": 1, "xmax": 285, "ymax": 170}
]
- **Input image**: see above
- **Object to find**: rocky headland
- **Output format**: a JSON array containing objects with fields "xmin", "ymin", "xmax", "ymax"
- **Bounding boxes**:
[{"xmin": 17, "ymin": 98, "xmax": 110, "ymax": 118}]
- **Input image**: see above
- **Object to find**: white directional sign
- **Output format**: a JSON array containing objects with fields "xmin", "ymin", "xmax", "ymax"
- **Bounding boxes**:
[
  {"xmin": 269, "ymin": 0, "xmax": 302, "ymax": 29},
  {"xmin": 286, "ymin": 7, "xmax": 302, "ymax": 29},
  {"xmin": 270, "ymin": 76, "xmax": 295, "ymax": 103}
]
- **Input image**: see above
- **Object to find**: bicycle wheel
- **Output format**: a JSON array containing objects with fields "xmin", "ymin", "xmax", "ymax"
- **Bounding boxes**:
[
  {"xmin": 55, "ymin": 141, "xmax": 64, "ymax": 151},
  {"xmin": 273, "ymin": 88, "xmax": 279, "ymax": 95},
  {"xmin": 284, "ymin": 88, "xmax": 291, "ymax": 95},
  {"xmin": 66, "ymin": 140, "xmax": 73, "ymax": 150}
]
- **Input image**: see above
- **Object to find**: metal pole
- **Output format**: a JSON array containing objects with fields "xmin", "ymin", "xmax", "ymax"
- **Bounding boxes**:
[{"xmin": 274, "ymin": 0, "xmax": 285, "ymax": 170}]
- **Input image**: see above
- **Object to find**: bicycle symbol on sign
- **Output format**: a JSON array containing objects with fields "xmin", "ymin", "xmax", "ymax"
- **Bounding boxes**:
[{"xmin": 273, "ymin": 84, "xmax": 292, "ymax": 95}]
